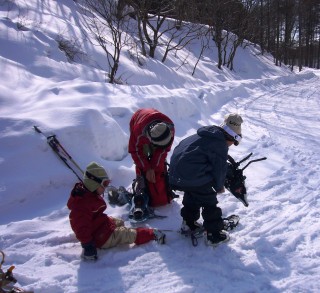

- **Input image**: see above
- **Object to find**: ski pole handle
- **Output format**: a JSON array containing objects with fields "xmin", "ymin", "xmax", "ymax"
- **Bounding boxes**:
[
  {"xmin": 238, "ymin": 152, "xmax": 253, "ymax": 165},
  {"xmin": 242, "ymin": 157, "xmax": 267, "ymax": 171},
  {"xmin": 33, "ymin": 125, "xmax": 42, "ymax": 134}
]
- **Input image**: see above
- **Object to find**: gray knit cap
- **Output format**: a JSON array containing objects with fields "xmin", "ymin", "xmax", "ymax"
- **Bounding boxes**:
[
  {"xmin": 148, "ymin": 122, "xmax": 172, "ymax": 147},
  {"xmin": 83, "ymin": 162, "xmax": 109, "ymax": 192}
]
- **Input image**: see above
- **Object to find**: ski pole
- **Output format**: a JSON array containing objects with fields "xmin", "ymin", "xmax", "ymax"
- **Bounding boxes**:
[
  {"xmin": 238, "ymin": 152, "xmax": 253, "ymax": 165},
  {"xmin": 34, "ymin": 126, "xmax": 84, "ymax": 181},
  {"xmin": 34, "ymin": 126, "xmax": 84, "ymax": 174},
  {"xmin": 47, "ymin": 135, "xmax": 84, "ymax": 174},
  {"xmin": 242, "ymin": 157, "xmax": 267, "ymax": 171}
]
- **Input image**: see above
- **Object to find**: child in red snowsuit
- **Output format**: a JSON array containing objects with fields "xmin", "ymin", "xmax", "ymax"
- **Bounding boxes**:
[
  {"xmin": 67, "ymin": 162, "xmax": 165, "ymax": 260},
  {"xmin": 128, "ymin": 108, "xmax": 175, "ymax": 207}
]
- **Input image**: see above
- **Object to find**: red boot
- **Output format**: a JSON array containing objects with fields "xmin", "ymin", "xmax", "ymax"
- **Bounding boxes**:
[{"xmin": 134, "ymin": 228, "xmax": 166, "ymax": 245}]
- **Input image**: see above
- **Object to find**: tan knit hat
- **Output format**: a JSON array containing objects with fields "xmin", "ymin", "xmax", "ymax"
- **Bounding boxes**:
[
  {"xmin": 148, "ymin": 122, "xmax": 172, "ymax": 147},
  {"xmin": 83, "ymin": 162, "xmax": 109, "ymax": 192},
  {"xmin": 220, "ymin": 113, "xmax": 243, "ymax": 143}
]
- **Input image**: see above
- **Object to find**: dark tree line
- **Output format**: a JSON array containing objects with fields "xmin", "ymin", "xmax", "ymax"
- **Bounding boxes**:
[
  {"xmin": 250, "ymin": 0, "xmax": 320, "ymax": 71},
  {"xmin": 172, "ymin": 0, "xmax": 320, "ymax": 71}
]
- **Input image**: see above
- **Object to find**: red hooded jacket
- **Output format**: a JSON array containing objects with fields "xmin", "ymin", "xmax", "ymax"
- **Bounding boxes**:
[
  {"xmin": 67, "ymin": 183, "xmax": 116, "ymax": 248},
  {"xmin": 128, "ymin": 108, "xmax": 175, "ymax": 173}
]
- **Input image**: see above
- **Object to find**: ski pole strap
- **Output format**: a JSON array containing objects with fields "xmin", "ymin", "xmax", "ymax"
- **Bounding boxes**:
[
  {"xmin": 47, "ymin": 136, "xmax": 60, "ymax": 153},
  {"xmin": 34, "ymin": 126, "xmax": 84, "ymax": 182},
  {"xmin": 48, "ymin": 135, "xmax": 70, "ymax": 158},
  {"xmin": 47, "ymin": 136, "xmax": 83, "ymax": 182},
  {"xmin": 47, "ymin": 136, "xmax": 84, "ymax": 174}
]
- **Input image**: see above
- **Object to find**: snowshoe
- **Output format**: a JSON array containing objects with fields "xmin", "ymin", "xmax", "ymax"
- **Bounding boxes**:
[
  {"xmin": 129, "ymin": 212, "xmax": 166, "ymax": 223},
  {"xmin": 180, "ymin": 221, "xmax": 205, "ymax": 247},
  {"xmin": 129, "ymin": 178, "xmax": 167, "ymax": 223},
  {"xmin": 128, "ymin": 193, "xmax": 148, "ymax": 221},
  {"xmin": 223, "ymin": 214, "xmax": 240, "ymax": 231},
  {"xmin": 204, "ymin": 230, "xmax": 230, "ymax": 247},
  {"xmin": 180, "ymin": 220, "xmax": 204, "ymax": 236},
  {"xmin": 106, "ymin": 185, "xmax": 132, "ymax": 206}
]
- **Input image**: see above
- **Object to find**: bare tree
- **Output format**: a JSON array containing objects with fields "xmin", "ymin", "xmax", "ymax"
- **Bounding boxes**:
[
  {"xmin": 161, "ymin": 20, "xmax": 203, "ymax": 63},
  {"xmin": 224, "ymin": 1, "xmax": 255, "ymax": 70},
  {"xmin": 191, "ymin": 29, "xmax": 211, "ymax": 76},
  {"xmin": 78, "ymin": 0, "xmax": 133, "ymax": 83},
  {"xmin": 207, "ymin": 1, "xmax": 225, "ymax": 69},
  {"xmin": 127, "ymin": 0, "xmax": 177, "ymax": 58},
  {"xmin": 204, "ymin": 0, "xmax": 252, "ymax": 70}
]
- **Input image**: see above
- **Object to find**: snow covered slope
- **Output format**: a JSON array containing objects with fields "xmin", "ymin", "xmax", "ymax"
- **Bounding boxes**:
[{"xmin": 0, "ymin": 1, "xmax": 319, "ymax": 292}]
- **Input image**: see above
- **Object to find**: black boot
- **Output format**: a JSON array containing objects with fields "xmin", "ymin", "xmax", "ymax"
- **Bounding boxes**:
[{"xmin": 204, "ymin": 230, "xmax": 230, "ymax": 246}]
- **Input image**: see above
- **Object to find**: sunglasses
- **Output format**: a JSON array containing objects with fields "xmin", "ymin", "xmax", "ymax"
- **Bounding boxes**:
[
  {"xmin": 85, "ymin": 171, "xmax": 110, "ymax": 188},
  {"xmin": 233, "ymin": 134, "xmax": 242, "ymax": 146},
  {"xmin": 224, "ymin": 132, "xmax": 242, "ymax": 146},
  {"xmin": 101, "ymin": 178, "xmax": 111, "ymax": 188},
  {"xmin": 221, "ymin": 125, "xmax": 242, "ymax": 146}
]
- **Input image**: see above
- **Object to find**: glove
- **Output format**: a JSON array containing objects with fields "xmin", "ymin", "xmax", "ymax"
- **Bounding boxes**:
[
  {"xmin": 81, "ymin": 242, "xmax": 97, "ymax": 261},
  {"xmin": 217, "ymin": 187, "xmax": 225, "ymax": 194}
]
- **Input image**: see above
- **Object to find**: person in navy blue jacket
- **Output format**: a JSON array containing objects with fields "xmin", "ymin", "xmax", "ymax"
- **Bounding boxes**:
[{"xmin": 169, "ymin": 113, "xmax": 243, "ymax": 246}]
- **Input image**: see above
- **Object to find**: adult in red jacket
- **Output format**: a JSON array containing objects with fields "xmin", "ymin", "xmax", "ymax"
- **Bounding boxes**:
[
  {"xmin": 128, "ymin": 108, "xmax": 175, "ymax": 207},
  {"xmin": 67, "ymin": 162, "xmax": 165, "ymax": 260}
]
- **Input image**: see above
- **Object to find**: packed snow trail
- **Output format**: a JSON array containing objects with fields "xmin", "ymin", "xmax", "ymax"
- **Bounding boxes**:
[{"xmin": 226, "ymin": 71, "xmax": 320, "ymax": 292}]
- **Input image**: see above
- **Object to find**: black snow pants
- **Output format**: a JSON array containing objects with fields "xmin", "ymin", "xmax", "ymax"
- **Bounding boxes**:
[{"xmin": 180, "ymin": 184, "xmax": 224, "ymax": 234}]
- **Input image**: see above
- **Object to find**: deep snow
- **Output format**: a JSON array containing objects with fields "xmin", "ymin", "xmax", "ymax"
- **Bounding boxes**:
[{"xmin": 0, "ymin": 1, "xmax": 319, "ymax": 292}]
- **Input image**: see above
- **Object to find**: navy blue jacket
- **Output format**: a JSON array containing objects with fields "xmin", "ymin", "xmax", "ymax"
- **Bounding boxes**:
[{"xmin": 169, "ymin": 126, "xmax": 228, "ymax": 191}]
